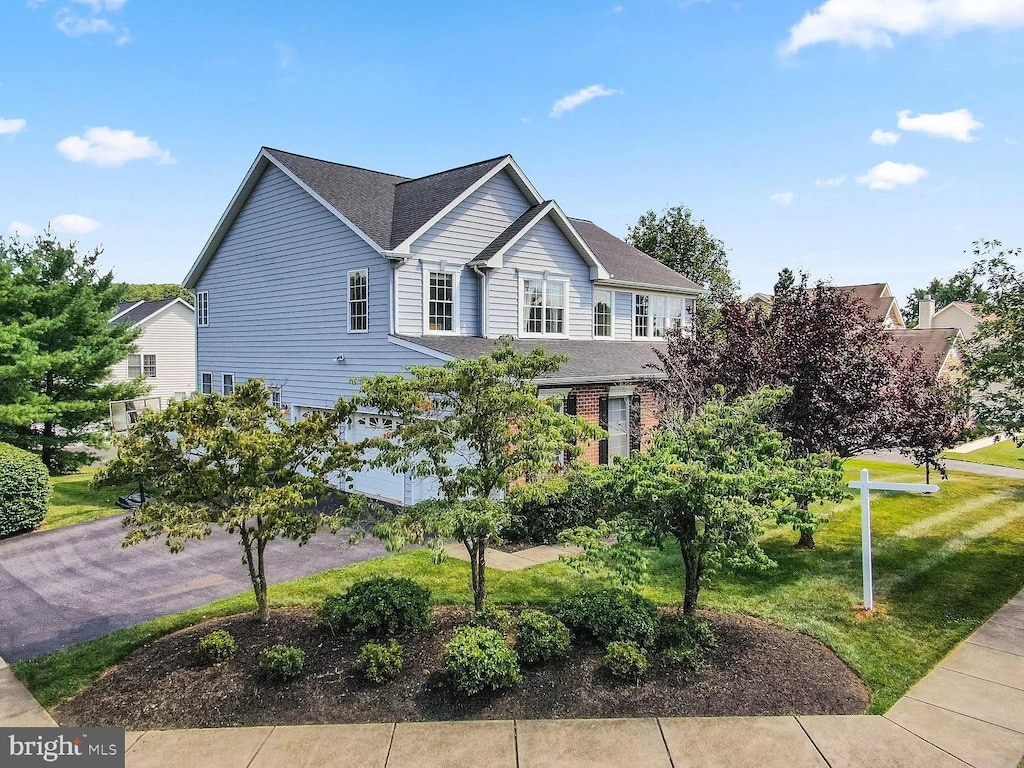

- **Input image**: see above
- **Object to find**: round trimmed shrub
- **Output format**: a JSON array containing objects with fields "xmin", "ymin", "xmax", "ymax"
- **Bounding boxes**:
[
  {"xmin": 469, "ymin": 606, "xmax": 514, "ymax": 634},
  {"xmin": 356, "ymin": 640, "xmax": 404, "ymax": 684},
  {"xmin": 551, "ymin": 587, "xmax": 660, "ymax": 648},
  {"xmin": 659, "ymin": 614, "xmax": 715, "ymax": 669},
  {"xmin": 515, "ymin": 610, "xmax": 572, "ymax": 665},
  {"xmin": 604, "ymin": 641, "xmax": 648, "ymax": 682},
  {"xmin": 442, "ymin": 625, "xmax": 521, "ymax": 695},
  {"xmin": 258, "ymin": 644, "xmax": 305, "ymax": 681},
  {"xmin": 318, "ymin": 577, "xmax": 431, "ymax": 638},
  {"xmin": 0, "ymin": 442, "xmax": 50, "ymax": 539},
  {"xmin": 198, "ymin": 629, "xmax": 236, "ymax": 663}
]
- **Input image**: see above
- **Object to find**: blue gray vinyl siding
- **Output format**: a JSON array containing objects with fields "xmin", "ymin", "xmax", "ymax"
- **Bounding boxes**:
[
  {"xmin": 395, "ymin": 170, "xmax": 531, "ymax": 336},
  {"xmin": 195, "ymin": 164, "xmax": 435, "ymax": 407},
  {"xmin": 487, "ymin": 215, "xmax": 594, "ymax": 338},
  {"xmin": 613, "ymin": 290, "xmax": 633, "ymax": 340}
]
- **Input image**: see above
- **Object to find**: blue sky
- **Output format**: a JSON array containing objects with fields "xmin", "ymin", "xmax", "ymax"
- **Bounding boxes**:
[{"xmin": 2, "ymin": 0, "xmax": 1023, "ymax": 303}]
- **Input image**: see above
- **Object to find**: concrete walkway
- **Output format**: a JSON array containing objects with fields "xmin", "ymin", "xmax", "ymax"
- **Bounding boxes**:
[
  {"xmin": 2, "ymin": 588, "xmax": 1021, "ymax": 766},
  {"xmin": 444, "ymin": 542, "xmax": 580, "ymax": 571},
  {"xmin": 859, "ymin": 450, "xmax": 1024, "ymax": 480}
]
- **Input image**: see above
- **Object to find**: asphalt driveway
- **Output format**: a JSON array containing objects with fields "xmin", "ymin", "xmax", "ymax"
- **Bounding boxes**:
[{"xmin": 0, "ymin": 515, "xmax": 389, "ymax": 662}]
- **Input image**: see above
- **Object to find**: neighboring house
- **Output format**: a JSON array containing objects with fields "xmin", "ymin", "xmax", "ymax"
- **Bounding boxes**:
[
  {"xmin": 108, "ymin": 298, "xmax": 197, "ymax": 410},
  {"xmin": 836, "ymin": 283, "xmax": 905, "ymax": 328},
  {"xmin": 918, "ymin": 296, "xmax": 983, "ymax": 339},
  {"xmin": 182, "ymin": 147, "xmax": 704, "ymax": 504}
]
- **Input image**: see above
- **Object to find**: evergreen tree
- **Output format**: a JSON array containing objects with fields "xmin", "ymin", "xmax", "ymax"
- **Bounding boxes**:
[{"xmin": 0, "ymin": 234, "xmax": 145, "ymax": 472}]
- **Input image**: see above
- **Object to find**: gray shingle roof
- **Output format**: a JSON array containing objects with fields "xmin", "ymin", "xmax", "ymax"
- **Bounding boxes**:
[
  {"xmin": 886, "ymin": 328, "xmax": 960, "ymax": 369},
  {"xmin": 391, "ymin": 156, "xmax": 510, "ymax": 247},
  {"xmin": 472, "ymin": 203, "xmax": 548, "ymax": 265},
  {"xmin": 109, "ymin": 298, "xmax": 177, "ymax": 326},
  {"xmin": 394, "ymin": 335, "xmax": 665, "ymax": 382},
  {"xmin": 569, "ymin": 218, "xmax": 703, "ymax": 292},
  {"xmin": 263, "ymin": 148, "xmax": 408, "ymax": 250}
]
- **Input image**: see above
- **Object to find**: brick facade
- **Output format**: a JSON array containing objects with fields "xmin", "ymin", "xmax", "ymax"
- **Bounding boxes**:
[{"xmin": 565, "ymin": 383, "xmax": 661, "ymax": 465}]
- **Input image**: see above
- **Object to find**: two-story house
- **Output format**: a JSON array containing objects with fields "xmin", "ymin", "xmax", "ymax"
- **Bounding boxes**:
[
  {"xmin": 182, "ymin": 148, "xmax": 703, "ymax": 504},
  {"xmin": 108, "ymin": 298, "xmax": 197, "ymax": 429}
]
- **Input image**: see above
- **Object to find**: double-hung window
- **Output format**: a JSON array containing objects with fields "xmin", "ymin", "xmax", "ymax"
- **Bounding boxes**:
[
  {"xmin": 634, "ymin": 294, "xmax": 650, "ymax": 337},
  {"xmin": 222, "ymin": 373, "xmax": 234, "ymax": 396},
  {"xmin": 593, "ymin": 289, "xmax": 613, "ymax": 337},
  {"xmin": 521, "ymin": 275, "xmax": 567, "ymax": 336},
  {"xmin": 348, "ymin": 269, "xmax": 368, "ymax": 332},
  {"xmin": 427, "ymin": 271, "xmax": 455, "ymax": 332},
  {"xmin": 200, "ymin": 372, "xmax": 213, "ymax": 394},
  {"xmin": 128, "ymin": 354, "xmax": 157, "ymax": 378},
  {"xmin": 196, "ymin": 291, "xmax": 209, "ymax": 327}
]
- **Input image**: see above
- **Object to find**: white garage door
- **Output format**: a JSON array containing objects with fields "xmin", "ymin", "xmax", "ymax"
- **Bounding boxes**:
[{"xmin": 345, "ymin": 413, "xmax": 406, "ymax": 504}]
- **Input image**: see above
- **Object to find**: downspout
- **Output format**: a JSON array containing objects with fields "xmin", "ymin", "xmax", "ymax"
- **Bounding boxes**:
[
  {"xmin": 386, "ymin": 253, "xmax": 410, "ymax": 335},
  {"xmin": 470, "ymin": 264, "xmax": 487, "ymax": 338}
]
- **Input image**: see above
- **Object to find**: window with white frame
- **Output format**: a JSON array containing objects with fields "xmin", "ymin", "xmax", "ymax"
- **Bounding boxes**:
[
  {"xmin": 634, "ymin": 294, "xmax": 650, "ymax": 337},
  {"xmin": 196, "ymin": 291, "xmax": 209, "ymax": 327},
  {"xmin": 128, "ymin": 354, "xmax": 157, "ymax": 378},
  {"xmin": 269, "ymin": 386, "xmax": 282, "ymax": 410},
  {"xmin": 427, "ymin": 271, "xmax": 455, "ymax": 332},
  {"xmin": 521, "ymin": 276, "xmax": 567, "ymax": 336},
  {"xmin": 348, "ymin": 269, "xmax": 368, "ymax": 332},
  {"xmin": 593, "ymin": 289, "xmax": 613, "ymax": 337},
  {"xmin": 607, "ymin": 396, "xmax": 630, "ymax": 461},
  {"xmin": 201, "ymin": 372, "xmax": 212, "ymax": 394},
  {"xmin": 634, "ymin": 293, "xmax": 689, "ymax": 338},
  {"xmin": 222, "ymin": 373, "xmax": 234, "ymax": 396}
]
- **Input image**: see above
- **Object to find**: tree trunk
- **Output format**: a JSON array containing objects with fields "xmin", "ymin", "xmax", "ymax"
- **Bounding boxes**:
[
  {"xmin": 470, "ymin": 541, "xmax": 487, "ymax": 612},
  {"xmin": 678, "ymin": 531, "xmax": 702, "ymax": 615},
  {"xmin": 796, "ymin": 528, "xmax": 816, "ymax": 549},
  {"xmin": 240, "ymin": 527, "xmax": 269, "ymax": 623},
  {"xmin": 41, "ymin": 373, "xmax": 55, "ymax": 472},
  {"xmin": 925, "ymin": 462, "xmax": 930, "ymax": 484}
]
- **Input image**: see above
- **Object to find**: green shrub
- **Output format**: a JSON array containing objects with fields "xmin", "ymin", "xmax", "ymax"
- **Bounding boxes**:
[
  {"xmin": 197, "ymin": 629, "xmax": 236, "ymax": 663},
  {"xmin": 0, "ymin": 442, "xmax": 50, "ymax": 539},
  {"xmin": 515, "ymin": 610, "xmax": 572, "ymax": 665},
  {"xmin": 356, "ymin": 640, "xmax": 404, "ymax": 684},
  {"xmin": 659, "ymin": 615, "xmax": 715, "ymax": 669},
  {"xmin": 258, "ymin": 644, "xmax": 305, "ymax": 681},
  {"xmin": 504, "ymin": 462, "xmax": 613, "ymax": 544},
  {"xmin": 604, "ymin": 641, "xmax": 648, "ymax": 682},
  {"xmin": 442, "ymin": 625, "xmax": 522, "ymax": 695},
  {"xmin": 470, "ymin": 606, "xmax": 514, "ymax": 633},
  {"xmin": 318, "ymin": 577, "xmax": 431, "ymax": 638},
  {"xmin": 551, "ymin": 587, "xmax": 660, "ymax": 648}
]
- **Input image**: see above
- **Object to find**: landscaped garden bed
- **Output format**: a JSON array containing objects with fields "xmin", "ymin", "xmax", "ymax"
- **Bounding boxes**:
[{"xmin": 55, "ymin": 605, "xmax": 868, "ymax": 729}]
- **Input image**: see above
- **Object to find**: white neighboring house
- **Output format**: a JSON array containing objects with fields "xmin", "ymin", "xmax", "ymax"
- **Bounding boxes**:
[{"xmin": 108, "ymin": 298, "xmax": 197, "ymax": 412}]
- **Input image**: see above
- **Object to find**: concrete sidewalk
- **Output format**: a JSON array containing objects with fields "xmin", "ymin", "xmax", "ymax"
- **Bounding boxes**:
[
  {"xmin": 3, "ymin": 591, "xmax": 1023, "ymax": 767},
  {"xmin": 859, "ymin": 450, "xmax": 1024, "ymax": 480}
]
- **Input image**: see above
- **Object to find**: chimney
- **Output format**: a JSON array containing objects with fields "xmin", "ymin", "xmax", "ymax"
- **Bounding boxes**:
[{"xmin": 919, "ymin": 295, "xmax": 935, "ymax": 329}]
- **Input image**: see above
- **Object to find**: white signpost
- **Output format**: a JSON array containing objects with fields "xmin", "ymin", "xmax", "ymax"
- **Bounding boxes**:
[{"xmin": 848, "ymin": 469, "xmax": 939, "ymax": 611}]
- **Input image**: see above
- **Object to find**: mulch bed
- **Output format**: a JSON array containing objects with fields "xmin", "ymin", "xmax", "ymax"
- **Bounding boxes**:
[{"xmin": 56, "ymin": 607, "xmax": 869, "ymax": 728}]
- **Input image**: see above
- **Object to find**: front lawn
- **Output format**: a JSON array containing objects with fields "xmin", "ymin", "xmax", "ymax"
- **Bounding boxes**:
[
  {"xmin": 947, "ymin": 439, "xmax": 1024, "ymax": 470},
  {"xmin": 44, "ymin": 468, "xmax": 133, "ymax": 530},
  {"xmin": 14, "ymin": 460, "xmax": 1024, "ymax": 716}
]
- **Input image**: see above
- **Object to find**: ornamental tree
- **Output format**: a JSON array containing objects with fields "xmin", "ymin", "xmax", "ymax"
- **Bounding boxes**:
[
  {"xmin": 651, "ymin": 269, "xmax": 902, "ymax": 547},
  {"xmin": 963, "ymin": 240, "xmax": 1024, "ymax": 443},
  {"xmin": 587, "ymin": 389, "xmax": 844, "ymax": 614},
  {"xmin": 96, "ymin": 379, "xmax": 364, "ymax": 622},
  {"xmin": 0, "ymin": 234, "xmax": 145, "ymax": 472},
  {"xmin": 355, "ymin": 339, "xmax": 602, "ymax": 612}
]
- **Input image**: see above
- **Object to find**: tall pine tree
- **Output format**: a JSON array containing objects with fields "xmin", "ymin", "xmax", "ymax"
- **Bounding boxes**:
[{"xmin": 0, "ymin": 234, "xmax": 145, "ymax": 473}]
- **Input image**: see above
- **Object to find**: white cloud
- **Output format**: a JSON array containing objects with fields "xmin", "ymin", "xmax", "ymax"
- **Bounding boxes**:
[
  {"xmin": 856, "ymin": 161, "xmax": 928, "ymax": 190},
  {"xmin": 815, "ymin": 175, "xmax": 847, "ymax": 187},
  {"xmin": 7, "ymin": 221, "xmax": 35, "ymax": 238},
  {"xmin": 897, "ymin": 108, "xmax": 982, "ymax": 141},
  {"xmin": 51, "ymin": 214, "xmax": 100, "ymax": 234},
  {"xmin": 274, "ymin": 43, "xmax": 295, "ymax": 69},
  {"xmin": 56, "ymin": 10, "xmax": 115, "ymax": 36},
  {"xmin": 611, "ymin": 4, "xmax": 624, "ymax": 12},
  {"xmin": 871, "ymin": 129, "xmax": 901, "ymax": 145},
  {"xmin": 549, "ymin": 84, "xmax": 621, "ymax": 118},
  {"xmin": 680, "ymin": 0, "xmax": 713, "ymax": 7},
  {"xmin": 57, "ymin": 127, "xmax": 174, "ymax": 167},
  {"xmin": 0, "ymin": 117, "xmax": 27, "ymax": 135},
  {"xmin": 770, "ymin": 192, "xmax": 795, "ymax": 205},
  {"xmin": 781, "ymin": 0, "xmax": 1024, "ymax": 55},
  {"xmin": 71, "ymin": 0, "xmax": 127, "ymax": 10},
  {"xmin": 1007, "ymin": 137, "xmax": 1021, "ymax": 146}
]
